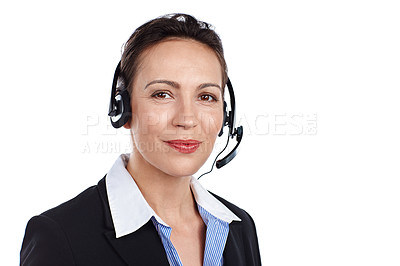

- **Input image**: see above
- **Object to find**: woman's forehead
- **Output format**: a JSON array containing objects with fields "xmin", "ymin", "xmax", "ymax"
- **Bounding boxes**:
[{"xmin": 135, "ymin": 39, "xmax": 223, "ymax": 82}]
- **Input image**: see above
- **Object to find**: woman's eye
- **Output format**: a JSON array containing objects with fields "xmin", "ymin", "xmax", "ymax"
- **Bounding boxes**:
[
  {"xmin": 199, "ymin": 94, "xmax": 217, "ymax": 102},
  {"xmin": 152, "ymin": 92, "xmax": 172, "ymax": 99}
]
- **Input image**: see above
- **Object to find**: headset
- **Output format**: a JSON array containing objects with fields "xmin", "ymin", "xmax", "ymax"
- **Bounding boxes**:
[{"xmin": 108, "ymin": 61, "xmax": 243, "ymax": 173}]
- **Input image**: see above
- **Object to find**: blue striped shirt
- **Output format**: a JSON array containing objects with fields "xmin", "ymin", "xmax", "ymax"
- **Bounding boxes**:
[{"xmin": 151, "ymin": 205, "xmax": 229, "ymax": 265}]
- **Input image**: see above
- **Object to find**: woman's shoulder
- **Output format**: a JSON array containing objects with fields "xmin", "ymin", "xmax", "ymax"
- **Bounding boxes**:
[
  {"xmin": 38, "ymin": 178, "xmax": 105, "ymax": 222},
  {"xmin": 24, "ymin": 177, "xmax": 109, "ymax": 242},
  {"xmin": 20, "ymin": 175, "xmax": 143, "ymax": 265},
  {"xmin": 20, "ymin": 177, "xmax": 114, "ymax": 265}
]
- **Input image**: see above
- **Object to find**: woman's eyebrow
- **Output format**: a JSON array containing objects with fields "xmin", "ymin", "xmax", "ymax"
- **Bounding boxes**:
[
  {"xmin": 144, "ymin": 79, "xmax": 221, "ymax": 91},
  {"xmin": 144, "ymin": 80, "xmax": 180, "ymax": 90},
  {"xmin": 198, "ymin": 83, "xmax": 221, "ymax": 91}
]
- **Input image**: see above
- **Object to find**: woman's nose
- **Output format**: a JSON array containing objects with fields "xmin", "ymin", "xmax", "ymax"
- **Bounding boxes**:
[{"xmin": 172, "ymin": 99, "xmax": 199, "ymax": 129}]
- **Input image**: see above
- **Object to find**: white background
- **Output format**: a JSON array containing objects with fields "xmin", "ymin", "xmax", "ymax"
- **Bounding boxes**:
[{"xmin": 1, "ymin": 0, "xmax": 400, "ymax": 265}]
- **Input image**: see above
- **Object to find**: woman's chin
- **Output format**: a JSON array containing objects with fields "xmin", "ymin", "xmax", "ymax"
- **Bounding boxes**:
[
  {"xmin": 160, "ymin": 162, "xmax": 203, "ymax": 177},
  {"xmin": 135, "ymin": 143, "xmax": 212, "ymax": 178},
  {"xmin": 151, "ymin": 155, "xmax": 206, "ymax": 178}
]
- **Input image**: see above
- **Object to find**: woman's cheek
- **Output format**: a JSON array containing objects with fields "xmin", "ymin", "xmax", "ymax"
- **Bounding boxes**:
[
  {"xmin": 133, "ymin": 104, "xmax": 169, "ymax": 135},
  {"xmin": 201, "ymin": 109, "xmax": 223, "ymax": 136}
]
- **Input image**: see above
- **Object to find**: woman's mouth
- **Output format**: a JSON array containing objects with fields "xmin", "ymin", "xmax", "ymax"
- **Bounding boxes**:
[{"xmin": 164, "ymin": 139, "xmax": 202, "ymax": 154}]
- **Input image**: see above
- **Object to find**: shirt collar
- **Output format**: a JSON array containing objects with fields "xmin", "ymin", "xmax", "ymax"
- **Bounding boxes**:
[{"xmin": 106, "ymin": 153, "xmax": 241, "ymax": 238}]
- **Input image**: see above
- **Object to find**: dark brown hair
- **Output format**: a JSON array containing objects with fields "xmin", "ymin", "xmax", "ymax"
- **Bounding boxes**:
[{"xmin": 120, "ymin": 13, "xmax": 228, "ymax": 94}]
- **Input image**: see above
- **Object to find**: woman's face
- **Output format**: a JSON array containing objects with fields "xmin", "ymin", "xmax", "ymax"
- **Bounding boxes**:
[{"xmin": 124, "ymin": 39, "xmax": 224, "ymax": 177}]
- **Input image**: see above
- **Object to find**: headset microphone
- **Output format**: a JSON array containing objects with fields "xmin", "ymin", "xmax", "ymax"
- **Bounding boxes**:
[
  {"xmin": 214, "ymin": 78, "xmax": 243, "ymax": 169},
  {"xmin": 216, "ymin": 126, "xmax": 243, "ymax": 169},
  {"xmin": 197, "ymin": 78, "xmax": 243, "ymax": 178},
  {"xmin": 108, "ymin": 62, "xmax": 243, "ymax": 175}
]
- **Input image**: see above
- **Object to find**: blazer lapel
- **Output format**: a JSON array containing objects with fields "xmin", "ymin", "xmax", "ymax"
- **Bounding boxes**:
[
  {"xmin": 104, "ymin": 222, "xmax": 169, "ymax": 266},
  {"xmin": 97, "ymin": 176, "xmax": 169, "ymax": 266},
  {"xmin": 223, "ymin": 221, "xmax": 247, "ymax": 266}
]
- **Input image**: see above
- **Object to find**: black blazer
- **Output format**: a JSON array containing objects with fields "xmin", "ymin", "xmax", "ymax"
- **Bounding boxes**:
[{"xmin": 20, "ymin": 176, "xmax": 261, "ymax": 265}]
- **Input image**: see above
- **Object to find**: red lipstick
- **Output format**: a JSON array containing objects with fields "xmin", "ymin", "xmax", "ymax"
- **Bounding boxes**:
[{"xmin": 165, "ymin": 139, "xmax": 201, "ymax": 154}]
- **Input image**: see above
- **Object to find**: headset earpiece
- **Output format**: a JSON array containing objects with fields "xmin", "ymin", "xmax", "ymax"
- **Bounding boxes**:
[
  {"xmin": 110, "ymin": 90, "xmax": 131, "ymax": 128},
  {"xmin": 108, "ymin": 62, "xmax": 132, "ymax": 128}
]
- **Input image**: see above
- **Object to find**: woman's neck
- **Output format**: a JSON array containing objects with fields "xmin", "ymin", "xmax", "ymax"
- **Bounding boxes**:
[{"xmin": 126, "ymin": 151, "xmax": 198, "ymax": 226}]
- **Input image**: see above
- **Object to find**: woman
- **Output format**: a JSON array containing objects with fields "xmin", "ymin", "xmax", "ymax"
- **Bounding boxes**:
[{"xmin": 20, "ymin": 13, "xmax": 261, "ymax": 266}]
